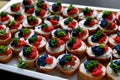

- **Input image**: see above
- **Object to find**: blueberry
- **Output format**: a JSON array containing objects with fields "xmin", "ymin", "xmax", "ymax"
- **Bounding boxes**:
[
  {"xmin": 23, "ymin": 0, "xmax": 29, "ymax": 6},
  {"xmin": 84, "ymin": 60, "xmax": 89, "ymax": 67},
  {"xmin": 59, "ymin": 54, "xmax": 70, "ymax": 66},
  {"xmin": 52, "ymin": 4, "xmax": 58, "ymax": 12},
  {"xmin": 0, "ymin": 22, "xmax": 2, "ymax": 25},
  {"xmin": 56, "ymin": 16, "xmax": 60, "ymax": 21},
  {"xmin": 35, "ymin": 10, "xmax": 39, "ymax": 16},
  {"xmin": 63, "ymin": 29, "xmax": 68, "ymax": 34},
  {"xmin": 114, "ymin": 60, "xmax": 120, "ymax": 66},
  {"xmin": 38, "ymin": 26, "xmax": 41, "ymax": 29},
  {"xmin": 67, "ymin": 42, "xmax": 72, "ymax": 47},
  {"xmin": 18, "ymin": 29, "xmax": 23, "ymax": 37},
  {"xmin": 25, "ymin": 5, "xmax": 30, "ymax": 12},
  {"xmin": 54, "ymin": 30, "xmax": 59, "ymax": 36},
  {"xmin": 91, "ymin": 46, "xmax": 105, "ymax": 56},
  {"xmin": 72, "ymin": 29, "xmax": 78, "ymax": 37},
  {"xmin": 114, "ymin": 45, "xmax": 120, "ymax": 55},
  {"xmin": 100, "ymin": 19, "xmax": 108, "ymax": 27},
  {"xmin": 37, "ymin": 58, "xmax": 47, "ymax": 66},
  {"xmin": 84, "ymin": 20, "xmax": 90, "ymax": 25},
  {"xmin": 91, "ymin": 34, "xmax": 98, "ymax": 42}
]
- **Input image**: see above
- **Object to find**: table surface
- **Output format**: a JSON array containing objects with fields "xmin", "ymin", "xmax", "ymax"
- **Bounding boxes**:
[{"xmin": 0, "ymin": 0, "xmax": 120, "ymax": 80}]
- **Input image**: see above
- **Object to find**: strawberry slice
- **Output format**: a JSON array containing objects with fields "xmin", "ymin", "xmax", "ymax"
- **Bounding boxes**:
[
  {"xmin": 107, "ymin": 13, "xmax": 113, "ymax": 20},
  {"xmin": 42, "ymin": 4, "xmax": 48, "ymax": 10},
  {"xmin": 11, "ymin": 4, "xmax": 20, "ymax": 12},
  {"xmin": 72, "ymin": 39, "xmax": 82, "ymax": 50},
  {"xmin": 6, "ymin": 49, "xmax": 12, "ymax": 55},
  {"xmin": 72, "ymin": 56, "xmax": 77, "ymax": 61},
  {"xmin": 10, "ymin": 22, "xmax": 20, "ymax": 29},
  {"xmin": 86, "ymin": 10, "xmax": 93, "ymax": 16},
  {"xmin": 28, "ymin": 47, "xmax": 37, "ymax": 59},
  {"xmin": 68, "ymin": 8, "xmax": 78, "ymax": 15},
  {"xmin": 26, "ymin": 8, "xmax": 34, "ymax": 14},
  {"xmin": 0, "ymin": 33, "xmax": 10, "ymax": 40},
  {"xmin": 89, "ymin": 20, "xmax": 97, "ymax": 27},
  {"xmin": 62, "ymin": 34, "xmax": 69, "ymax": 42},
  {"xmin": 68, "ymin": 21, "xmax": 76, "ymax": 28},
  {"xmin": 43, "ymin": 26, "xmax": 54, "ymax": 32},
  {"xmin": 98, "ymin": 36, "xmax": 106, "ymax": 43},
  {"xmin": 1, "ymin": 16, "xmax": 10, "ymax": 22},
  {"xmin": 92, "ymin": 68, "xmax": 103, "ymax": 76},
  {"xmin": 50, "ymin": 19, "xmax": 58, "ymax": 25},
  {"xmin": 19, "ymin": 40, "xmax": 27, "ymax": 46},
  {"xmin": 46, "ymin": 57, "xmax": 53, "ymax": 64},
  {"xmin": 114, "ymin": 36, "xmax": 120, "ymax": 43},
  {"xmin": 34, "ymin": 41, "xmax": 40, "ymax": 46},
  {"xmin": 16, "ymin": 15, "xmax": 24, "ymax": 21},
  {"xmin": 58, "ymin": 6, "xmax": 62, "ymax": 11},
  {"xmin": 78, "ymin": 30, "xmax": 87, "ymax": 38},
  {"xmin": 40, "ymin": 10, "xmax": 46, "ymax": 17},
  {"xmin": 0, "ymin": 25, "xmax": 4, "ymax": 30},
  {"xmin": 58, "ymin": 39, "xmax": 65, "ymax": 46},
  {"xmin": 104, "ymin": 45, "xmax": 108, "ymax": 52},
  {"xmin": 110, "ymin": 23, "xmax": 116, "ymax": 29}
]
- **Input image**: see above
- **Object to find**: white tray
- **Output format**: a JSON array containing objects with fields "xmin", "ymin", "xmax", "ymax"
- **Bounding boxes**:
[{"xmin": 0, "ymin": 0, "xmax": 120, "ymax": 80}]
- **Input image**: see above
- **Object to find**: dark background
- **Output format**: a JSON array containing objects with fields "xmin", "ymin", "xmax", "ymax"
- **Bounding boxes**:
[{"xmin": 1, "ymin": 0, "xmax": 120, "ymax": 80}]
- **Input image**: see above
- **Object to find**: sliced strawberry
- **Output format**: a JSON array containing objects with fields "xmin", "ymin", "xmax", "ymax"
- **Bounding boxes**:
[
  {"xmin": 98, "ymin": 36, "xmax": 106, "ymax": 43},
  {"xmin": 34, "ymin": 41, "xmax": 40, "ymax": 46},
  {"xmin": 114, "ymin": 36, "xmax": 120, "ymax": 43},
  {"xmin": 37, "ymin": 36, "xmax": 42, "ymax": 41},
  {"xmin": 0, "ymin": 25, "xmax": 4, "ymax": 30},
  {"xmin": 42, "ymin": 4, "xmax": 48, "ymax": 10},
  {"xmin": 46, "ymin": 57, "xmax": 53, "ymax": 64},
  {"xmin": 26, "ymin": 8, "xmax": 34, "ymax": 14},
  {"xmin": 28, "ymin": 0, "xmax": 32, "ymax": 5},
  {"xmin": 65, "ymin": 61, "xmax": 75, "ymax": 66},
  {"xmin": 19, "ymin": 40, "xmax": 27, "ymax": 46},
  {"xmin": 10, "ymin": 22, "xmax": 20, "ymax": 29},
  {"xmin": 16, "ymin": 15, "xmax": 24, "ymax": 21},
  {"xmin": 50, "ymin": 19, "xmax": 58, "ymax": 25},
  {"xmin": 68, "ymin": 8, "xmax": 78, "ymax": 15},
  {"xmin": 98, "ymin": 63, "xmax": 102, "ymax": 69},
  {"xmin": 92, "ymin": 68, "xmax": 103, "ymax": 76},
  {"xmin": 6, "ymin": 49, "xmax": 12, "ymax": 55},
  {"xmin": 110, "ymin": 23, "xmax": 116, "ymax": 29},
  {"xmin": 58, "ymin": 6, "xmax": 62, "ymax": 11},
  {"xmin": 29, "ymin": 19, "xmax": 38, "ymax": 25},
  {"xmin": 78, "ymin": 30, "xmax": 87, "ymax": 38},
  {"xmin": 72, "ymin": 39, "xmax": 82, "ymax": 50},
  {"xmin": 89, "ymin": 20, "xmax": 97, "ymax": 27},
  {"xmin": 86, "ymin": 10, "xmax": 93, "ymax": 16},
  {"xmin": 68, "ymin": 21, "xmax": 76, "ymax": 28},
  {"xmin": 28, "ymin": 47, "xmax": 37, "ymax": 59},
  {"xmin": 107, "ymin": 13, "xmax": 113, "ymax": 20},
  {"xmin": 43, "ymin": 26, "xmax": 54, "ymax": 32},
  {"xmin": 62, "ymin": 34, "xmax": 69, "ymax": 42},
  {"xmin": 11, "ymin": 4, "xmax": 20, "ymax": 12},
  {"xmin": 1, "ymin": 16, "xmax": 10, "ymax": 22},
  {"xmin": 40, "ymin": 10, "xmax": 46, "ymax": 17},
  {"xmin": 58, "ymin": 39, "xmax": 65, "ymax": 46},
  {"xmin": 23, "ymin": 31, "xmax": 31, "ymax": 38},
  {"xmin": 72, "ymin": 56, "xmax": 77, "ymax": 61},
  {"xmin": 0, "ymin": 33, "xmax": 10, "ymax": 40},
  {"xmin": 104, "ymin": 45, "xmax": 108, "ymax": 52}
]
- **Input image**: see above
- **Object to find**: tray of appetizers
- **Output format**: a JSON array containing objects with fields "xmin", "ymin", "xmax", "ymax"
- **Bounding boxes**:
[{"xmin": 0, "ymin": 0, "xmax": 120, "ymax": 80}]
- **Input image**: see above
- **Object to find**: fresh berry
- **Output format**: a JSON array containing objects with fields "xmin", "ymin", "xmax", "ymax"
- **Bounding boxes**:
[
  {"xmin": 23, "ymin": 0, "xmax": 32, "ymax": 6},
  {"xmin": 68, "ymin": 20, "xmax": 76, "ymax": 28},
  {"xmin": 46, "ymin": 57, "xmax": 53, "ymax": 64},
  {"xmin": 11, "ymin": 4, "xmax": 20, "ymax": 12},
  {"xmin": 114, "ymin": 36, "xmax": 120, "ymax": 43},
  {"xmin": 82, "ymin": 7, "xmax": 93, "ymax": 16},
  {"xmin": 98, "ymin": 36, "xmax": 106, "ymax": 43},
  {"xmin": 40, "ymin": 9, "xmax": 46, "ymax": 17},
  {"xmin": 28, "ymin": 47, "xmax": 37, "ymax": 59},
  {"xmin": 68, "ymin": 8, "xmax": 78, "ymax": 15},
  {"xmin": 19, "ymin": 40, "xmax": 27, "ymax": 46},
  {"xmin": 72, "ymin": 39, "xmax": 82, "ymax": 50},
  {"xmin": 50, "ymin": 19, "xmax": 58, "ymax": 25},
  {"xmin": 114, "ymin": 60, "xmax": 120, "ymax": 66},
  {"xmin": 114, "ymin": 45, "xmax": 120, "ymax": 54},
  {"xmin": 58, "ymin": 39, "xmax": 65, "ymax": 45},
  {"xmin": 89, "ymin": 20, "xmax": 97, "ymax": 27},
  {"xmin": 1, "ymin": 16, "xmax": 10, "ymax": 22}
]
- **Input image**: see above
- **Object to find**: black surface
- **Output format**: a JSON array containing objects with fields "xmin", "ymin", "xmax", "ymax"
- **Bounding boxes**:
[{"xmin": 1, "ymin": 0, "xmax": 120, "ymax": 80}]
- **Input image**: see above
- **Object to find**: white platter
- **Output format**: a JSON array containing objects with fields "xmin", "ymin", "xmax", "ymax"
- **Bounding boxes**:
[{"xmin": 0, "ymin": 0, "xmax": 120, "ymax": 80}]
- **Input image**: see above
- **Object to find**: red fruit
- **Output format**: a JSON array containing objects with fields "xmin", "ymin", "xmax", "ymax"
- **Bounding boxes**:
[
  {"xmin": 65, "ymin": 62, "xmax": 75, "ymax": 66},
  {"xmin": 28, "ymin": 0, "xmax": 32, "ymax": 5},
  {"xmin": 16, "ymin": 15, "xmax": 24, "ymax": 21},
  {"xmin": 68, "ymin": 21, "xmax": 76, "ymax": 28},
  {"xmin": 58, "ymin": 6, "xmax": 62, "ymax": 11},
  {"xmin": 114, "ymin": 36, "xmax": 120, "ymax": 43},
  {"xmin": 104, "ymin": 45, "xmax": 108, "ymax": 52},
  {"xmin": 86, "ymin": 10, "xmax": 93, "ymax": 16},
  {"xmin": 46, "ymin": 57, "xmax": 53, "ymax": 64},
  {"xmin": 40, "ymin": 10, "xmax": 46, "ymax": 17},
  {"xmin": 19, "ymin": 40, "xmax": 27, "ymax": 46},
  {"xmin": 68, "ymin": 8, "xmax": 78, "ymax": 15},
  {"xmin": 79, "ymin": 30, "xmax": 87, "ymax": 38},
  {"xmin": 0, "ymin": 25, "xmax": 4, "ymax": 30},
  {"xmin": 110, "ymin": 23, "xmax": 116, "ymax": 29},
  {"xmin": 34, "ymin": 41, "xmax": 40, "ymax": 46},
  {"xmin": 72, "ymin": 39, "xmax": 82, "ymax": 50},
  {"xmin": 92, "ymin": 69, "xmax": 103, "ymax": 76},
  {"xmin": 62, "ymin": 34, "xmax": 69, "ymax": 42},
  {"xmin": 72, "ymin": 56, "xmax": 77, "ymax": 61},
  {"xmin": 26, "ymin": 8, "xmax": 34, "ymax": 14},
  {"xmin": 32, "ymin": 46, "xmax": 37, "ymax": 52},
  {"xmin": 28, "ymin": 52, "xmax": 36, "ymax": 59},
  {"xmin": 98, "ymin": 63, "xmax": 102, "ymax": 69},
  {"xmin": 37, "ymin": 36, "xmax": 42, "ymax": 41},
  {"xmin": 58, "ymin": 39, "xmax": 65, "ymax": 45},
  {"xmin": 10, "ymin": 22, "xmax": 20, "ymax": 29},
  {"xmin": 107, "ymin": 13, "xmax": 113, "ymax": 20},
  {"xmin": 118, "ymin": 14, "xmax": 120, "ymax": 20},
  {"xmin": 1, "ymin": 16, "xmax": 10, "ymax": 22},
  {"xmin": 11, "ymin": 4, "xmax": 20, "ymax": 12},
  {"xmin": 50, "ymin": 19, "xmax": 58, "ymax": 25},
  {"xmin": 98, "ymin": 36, "xmax": 106, "ymax": 43},
  {"xmin": 6, "ymin": 49, "xmax": 12, "ymax": 55},
  {"xmin": 0, "ymin": 33, "xmax": 10, "ymax": 40},
  {"xmin": 89, "ymin": 20, "xmax": 97, "ymax": 27},
  {"xmin": 42, "ymin": 4, "xmax": 48, "ymax": 10},
  {"xmin": 43, "ymin": 26, "xmax": 54, "ymax": 32}
]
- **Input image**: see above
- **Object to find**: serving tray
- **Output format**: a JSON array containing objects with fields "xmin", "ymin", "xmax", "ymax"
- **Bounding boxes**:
[{"xmin": 0, "ymin": 0, "xmax": 120, "ymax": 80}]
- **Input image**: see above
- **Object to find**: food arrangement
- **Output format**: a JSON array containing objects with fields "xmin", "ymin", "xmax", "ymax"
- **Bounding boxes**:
[{"xmin": 0, "ymin": 0, "xmax": 120, "ymax": 80}]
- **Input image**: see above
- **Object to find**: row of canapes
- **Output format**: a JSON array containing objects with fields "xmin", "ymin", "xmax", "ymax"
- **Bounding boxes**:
[{"xmin": 0, "ymin": 43, "xmax": 120, "ymax": 80}]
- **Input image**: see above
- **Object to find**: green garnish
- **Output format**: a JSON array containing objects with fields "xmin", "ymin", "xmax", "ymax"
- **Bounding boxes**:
[
  {"xmin": 49, "ymin": 37, "xmax": 58, "ymax": 48},
  {"xmin": 57, "ymin": 30, "xmax": 66, "ymax": 37},
  {"xmin": 29, "ymin": 35, "xmax": 38, "ymax": 43},
  {"xmin": 106, "ymin": 22, "xmax": 112, "ymax": 27},
  {"xmin": 103, "ymin": 11, "xmax": 112, "ymax": 16},
  {"xmin": 85, "ymin": 60, "xmax": 98, "ymax": 71},
  {"xmin": 37, "ymin": 0, "xmax": 44, "ymax": 7},
  {"xmin": 8, "ymin": 20, "xmax": 17, "ymax": 28},
  {"xmin": 53, "ymin": 14, "xmax": 58, "ymax": 19},
  {"xmin": 15, "ymin": 12, "xmax": 22, "ymax": 16},
  {"xmin": 56, "ymin": 1, "xmax": 61, "ymax": 6},
  {"xmin": 86, "ymin": 17, "xmax": 93, "ymax": 22},
  {"xmin": 65, "ymin": 55, "xmax": 72, "ymax": 62},
  {"xmin": 42, "ymin": 23, "xmax": 48, "ymax": 28},
  {"xmin": 0, "ymin": 45, "xmax": 7, "ymax": 54},
  {"xmin": 11, "ymin": 4, "xmax": 17, "ymax": 8},
  {"xmin": 22, "ymin": 28, "xmax": 30, "ymax": 35},
  {"xmin": 82, "ymin": 7, "xmax": 91, "ymax": 14},
  {"xmin": 65, "ymin": 17, "xmax": 73, "ymax": 25},
  {"xmin": 76, "ymin": 27, "xmax": 84, "ymax": 33},
  {"xmin": 117, "ymin": 32, "xmax": 120, "ymax": 36},
  {"xmin": 95, "ymin": 30, "xmax": 104, "ymax": 39},
  {"xmin": 18, "ymin": 59, "xmax": 28, "ymax": 68},
  {"xmin": 110, "ymin": 60, "xmax": 120, "ymax": 73},
  {"xmin": 11, "ymin": 38, "xmax": 19, "ymax": 46},
  {"xmin": 0, "ymin": 30, "xmax": 7, "ymax": 36},
  {"xmin": 37, "ymin": 8, "xmax": 42, "ymax": 12},
  {"xmin": 28, "ymin": 16, "xmax": 36, "ymax": 22},
  {"xmin": 23, "ymin": 46, "xmax": 32, "ymax": 56},
  {"xmin": 98, "ymin": 44, "xmax": 104, "ymax": 49},
  {"xmin": 0, "ymin": 11, "xmax": 8, "ymax": 17},
  {"xmin": 68, "ymin": 37, "xmax": 76, "ymax": 46},
  {"xmin": 68, "ymin": 4, "xmax": 74, "ymax": 10}
]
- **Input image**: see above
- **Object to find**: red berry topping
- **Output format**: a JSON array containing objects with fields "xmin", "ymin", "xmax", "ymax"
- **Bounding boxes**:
[
  {"xmin": 118, "ymin": 14, "xmax": 120, "ymax": 20},
  {"xmin": 72, "ymin": 39, "xmax": 82, "ymax": 50},
  {"xmin": 0, "ymin": 25, "xmax": 4, "ymax": 30},
  {"xmin": 1, "ymin": 16, "xmax": 10, "ymax": 22},
  {"xmin": 6, "ymin": 49, "xmax": 12, "ymax": 55},
  {"xmin": 46, "ymin": 57, "xmax": 53, "ymax": 64},
  {"xmin": 58, "ymin": 39, "xmax": 65, "ymax": 45},
  {"xmin": 110, "ymin": 23, "xmax": 116, "ymax": 29},
  {"xmin": 34, "ymin": 36, "xmax": 42, "ymax": 46},
  {"xmin": 98, "ymin": 36, "xmax": 106, "ymax": 43},
  {"xmin": 16, "ymin": 15, "xmax": 24, "ymax": 21},
  {"xmin": 72, "ymin": 56, "xmax": 77, "ymax": 61},
  {"xmin": 68, "ymin": 8, "xmax": 78, "ymax": 15},
  {"xmin": 68, "ymin": 20, "xmax": 76, "ymax": 28},
  {"xmin": 58, "ymin": 6, "xmax": 62, "ymax": 11},
  {"xmin": 114, "ymin": 36, "xmax": 120, "ymax": 43},
  {"xmin": 43, "ymin": 26, "xmax": 54, "ymax": 32},
  {"xmin": 107, "ymin": 13, "xmax": 113, "ymax": 20},
  {"xmin": 11, "ymin": 4, "xmax": 21, "ymax": 12},
  {"xmin": 10, "ymin": 22, "xmax": 21, "ymax": 29},
  {"xmin": 28, "ymin": 47, "xmax": 37, "ymax": 59},
  {"xmin": 19, "ymin": 40, "xmax": 27, "ymax": 46},
  {"xmin": 0, "ymin": 33, "xmax": 10, "ymax": 40},
  {"xmin": 78, "ymin": 30, "xmax": 87, "ymax": 38},
  {"xmin": 86, "ymin": 10, "xmax": 94, "ymax": 16},
  {"xmin": 26, "ymin": 8, "xmax": 34, "ymax": 14},
  {"xmin": 50, "ymin": 19, "xmax": 58, "ymax": 25},
  {"xmin": 89, "ymin": 20, "xmax": 97, "ymax": 27},
  {"xmin": 40, "ymin": 10, "xmax": 46, "ymax": 17},
  {"xmin": 61, "ymin": 34, "xmax": 69, "ymax": 42},
  {"xmin": 104, "ymin": 45, "xmax": 108, "ymax": 52},
  {"xmin": 42, "ymin": 4, "xmax": 48, "ymax": 10}
]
